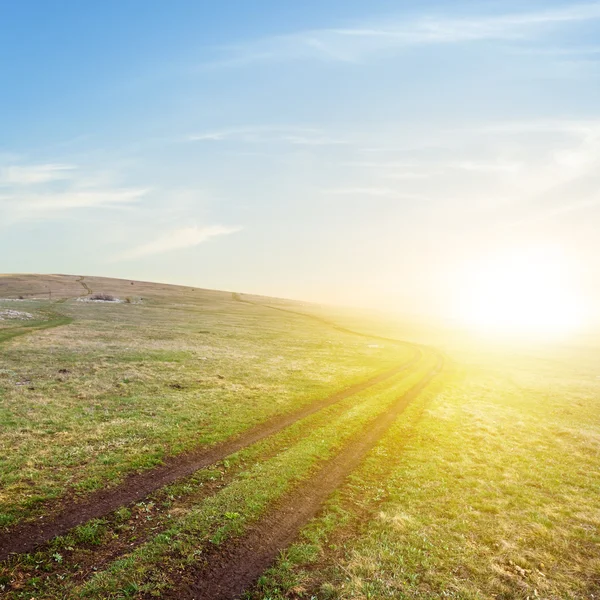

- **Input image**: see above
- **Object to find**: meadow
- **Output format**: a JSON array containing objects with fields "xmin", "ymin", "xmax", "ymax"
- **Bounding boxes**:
[{"xmin": 0, "ymin": 274, "xmax": 597, "ymax": 599}]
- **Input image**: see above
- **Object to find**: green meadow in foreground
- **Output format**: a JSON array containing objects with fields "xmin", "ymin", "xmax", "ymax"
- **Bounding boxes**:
[
  {"xmin": 0, "ymin": 274, "xmax": 598, "ymax": 599},
  {"xmin": 255, "ymin": 346, "xmax": 600, "ymax": 600}
]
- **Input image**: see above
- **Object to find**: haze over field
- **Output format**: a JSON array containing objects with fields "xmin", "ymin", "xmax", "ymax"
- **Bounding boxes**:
[
  {"xmin": 1, "ymin": 274, "xmax": 598, "ymax": 599},
  {"xmin": 2, "ymin": 1, "xmax": 600, "ymax": 333},
  {"xmin": 2, "ymin": 4, "xmax": 600, "ymax": 597}
]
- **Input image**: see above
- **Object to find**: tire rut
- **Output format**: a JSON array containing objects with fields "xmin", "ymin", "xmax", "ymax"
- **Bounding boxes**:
[
  {"xmin": 0, "ymin": 351, "xmax": 421, "ymax": 561},
  {"xmin": 164, "ymin": 354, "xmax": 444, "ymax": 600}
]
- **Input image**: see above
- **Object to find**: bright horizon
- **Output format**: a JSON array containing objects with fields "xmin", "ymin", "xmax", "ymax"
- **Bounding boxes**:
[{"xmin": 2, "ymin": 1, "xmax": 600, "ymax": 333}]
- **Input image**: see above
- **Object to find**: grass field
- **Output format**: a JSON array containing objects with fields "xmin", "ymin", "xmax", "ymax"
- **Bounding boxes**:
[
  {"xmin": 0, "ymin": 274, "xmax": 598, "ymax": 599},
  {"xmin": 254, "ymin": 350, "xmax": 600, "ymax": 599}
]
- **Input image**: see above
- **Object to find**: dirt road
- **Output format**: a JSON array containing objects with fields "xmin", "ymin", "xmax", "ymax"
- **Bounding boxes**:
[
  {"xmin": 166, "ymin": 355, "xmax": 443, "ymax": 600},
  {"xmin": 0, "ymin": 351, "xmax": 420, "ymax": 561}
]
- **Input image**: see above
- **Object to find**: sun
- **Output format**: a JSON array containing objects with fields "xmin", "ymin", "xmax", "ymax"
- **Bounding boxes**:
[{"xmin": 455, "ymin": 248, "xmax": 583, "ymax": 338}]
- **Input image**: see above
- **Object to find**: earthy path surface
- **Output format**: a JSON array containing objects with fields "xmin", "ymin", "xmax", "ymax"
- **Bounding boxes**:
[
  {"xmin": 0, "ymin": 351, "xmax": 420, "ymax": 561},
  {"xmin": 76, "ymin": 275, "xmax": 92, "ymax": 296},
  {"xmin": 167, "ymin": 354, "xmax": 443, "ymax": 600}
]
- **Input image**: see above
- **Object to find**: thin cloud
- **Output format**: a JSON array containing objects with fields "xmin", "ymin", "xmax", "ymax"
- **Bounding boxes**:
[
  {"xmin": 342, "ymin": 158, "xmax": 521, "ymax": 174},
  {"xmin": 0, "ymin": 160, "xmax": 150, "ymax": 223},
  {"xmin": 323, "ymin": 187, "xmax": 422, "ymax": 200},
  {"xmin": 447, "ymin": 160, "xmax": 521, "ymax": 174},
  {"xmin": 342, "ymin": 160, "xmax": 422, "ymax": 169},
  {"xmin": 188, "ymin": 132, "xmax": 231, "ymax": 142},
  {"xmin": 0, "ymin": 163, "xmax": 76, "ymax": 185},
  {"xmin": 0, "ymin": 187, "xmax": 148, "ymax": 225},
  {"xmin": 507, "ymin": 44, "xmax": 600, "ymax": 56},
  {"xmin": 511, "ymin": 196, "xmax": 600, "ymax": 226},
  {"xmin": 188, "ymin": 126, "xmax": 347, "ymax": 146},
  {"xmin": 23, "ymin": 188, "xmax": 148, "ymax": 212},
  {"xmin": 282, "ymin": 135, "xmax": 348, "ymax": 146},
  {"xmin": 473, "ymin": 118, "xmax": 600, "ymax": 136},
  {"xmin": 117, "ymin": 225, "xmax": 242, "ymax": 261},
  {"xmin": 202, "ymin": 3, "xmax": 600, "ymax": 67}
]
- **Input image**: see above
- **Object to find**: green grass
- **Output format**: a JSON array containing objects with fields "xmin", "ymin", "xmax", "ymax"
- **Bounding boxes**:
[
  {"xmin": 0, "ymin": 309, "xmax": 72, "ymax": 344},
  {"xmin": 0, "ymin": 281, "xmax": 412, "ymax": 527},
  {"xmin": 252, "ymin": 349, "xmax": 600, "ymax": 599},
  {"xmin": 73, "ymin": 358, "xmax": 435, "ymax": 598},
  {"xmin": 1, "ymin": 355, "xmax": 435, "ymax": 599},
  {"xmin": 2, "ymin": 275, "xmax": 598, "ymax": 600}
]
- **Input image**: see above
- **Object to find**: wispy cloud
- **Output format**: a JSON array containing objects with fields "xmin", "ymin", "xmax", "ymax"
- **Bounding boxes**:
[
  {"xmin": 188, "ymin": 131, "xmax": 233, "ymax": 142},
  {"xmin": 473, "ymin": 118, "xmax": 600, "ymax": 136},
  {"xmin": 116, "ymin": 225, "xmax": 242, "ymax": 261},
  {"xmin": 443, "ymin": 118, "xmax": 600, "ymax": 224},
  {"xmin": 0, "ymin": 163, "xmax": 75, "ymax": 185},
  {"xmin": 511, "ymin": 196, "xmax": 600, "ymax": 226},
  {"xmin": 188, "ymin": 126, "xmax": 347, "ymax": 146},
  {"xmin": 342, "ymin": 158, "xmax": 521, "ymax": 176},
  {"xmin": 316, "ymin": 117, "xmax": 600, "ymax": 228},
  {"xmin": 323, "ymin": 187, "xmax": 422, "ymax": 200},
  {"xmin": 508, "ymin": 44, "xmax": 600, "ymax": 56},
  {"xmin": 203, "ymin": 3, "xmax": 600, "ymax": 67},
  {"xmin": 22, "ymin": 188, "xmax": 148, "ymax": 212},
  {"xmin": 283, "ymin": 135, "xmax": 347, "ymax": 146},
  {"xmin": 2, "ymin": 187, "xmax": 148, "ymax": 224},
  {"xmin": 0, "ymin": 160, "xmax": 149, "ymax": 223},
  {"xmin": 447, "ymin": 160, "xmax": 522, "ymax": 174}
]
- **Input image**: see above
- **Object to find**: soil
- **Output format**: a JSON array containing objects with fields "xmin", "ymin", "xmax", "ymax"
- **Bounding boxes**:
[
  {"xmin": 0, "ymin": 351, "xmax": 420, "ymax": 561},
  {"xmin": 163, "ymin": 355, "xmax": 443, "ymax": 600}
]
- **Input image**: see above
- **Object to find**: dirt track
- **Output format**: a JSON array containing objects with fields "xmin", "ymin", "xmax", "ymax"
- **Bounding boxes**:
[
  {"xmin": 0, "ymin": 351, "xmax": 420, "ymax": 561},
  {"xmin": 76, "ymin": 275, "xmax": 92, "ymax": 296},
  {"xmin": 165, "ymin": 354, "xmax": 443, "ymax": 600}
]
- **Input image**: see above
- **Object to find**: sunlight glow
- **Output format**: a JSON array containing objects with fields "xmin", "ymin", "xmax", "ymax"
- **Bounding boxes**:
[{"xmin": 456, "ymin": 248, "xmax": 583, "ymax": 337}]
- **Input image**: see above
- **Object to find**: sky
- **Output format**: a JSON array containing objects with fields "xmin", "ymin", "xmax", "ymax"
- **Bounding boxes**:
[{"xmin": 1, "ymin": 0, "xmax": 600, "ymax": 324}]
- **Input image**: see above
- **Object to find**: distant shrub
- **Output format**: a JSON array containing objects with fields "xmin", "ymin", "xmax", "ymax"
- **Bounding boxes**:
[
  {"xmin": 90, "ymin": 293, "xmax": 117, "ymax": 302},
  {"xmin": 124, "ymin": 297, "xmax": 132, "ymax": 304}
]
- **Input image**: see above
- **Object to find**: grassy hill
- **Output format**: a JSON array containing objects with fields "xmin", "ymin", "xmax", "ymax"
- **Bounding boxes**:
[{"xmin": 0, "ymin": 274, "xmax": 598, "ymax": 599}]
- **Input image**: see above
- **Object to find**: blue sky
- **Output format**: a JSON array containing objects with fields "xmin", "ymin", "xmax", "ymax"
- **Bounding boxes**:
[{"xmin": 2, "ymin": 1, "xmax": 600, "ymax": 322}]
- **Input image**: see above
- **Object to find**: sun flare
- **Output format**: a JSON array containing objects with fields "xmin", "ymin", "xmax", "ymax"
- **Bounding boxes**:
[{"xmin": 456, "ymin": 249, "xmax": 583, "ymax": 337}]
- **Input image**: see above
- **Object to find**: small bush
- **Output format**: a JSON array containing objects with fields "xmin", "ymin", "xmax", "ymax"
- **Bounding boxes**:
[{"xmin": 90, "ymin": 293, "xmax": 117, "ymax": 302}]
